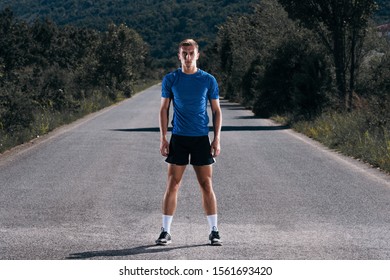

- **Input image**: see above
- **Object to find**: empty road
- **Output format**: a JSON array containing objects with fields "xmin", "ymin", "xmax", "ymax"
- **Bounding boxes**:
[{"xmin": 1, "ymin": 84, "xmax": 389, "ymax": 260}]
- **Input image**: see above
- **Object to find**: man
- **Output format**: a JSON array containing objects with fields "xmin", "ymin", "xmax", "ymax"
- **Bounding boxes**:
[{"xmin": 156, "ymin": 39, "xmax": 222, "ymax": 246}]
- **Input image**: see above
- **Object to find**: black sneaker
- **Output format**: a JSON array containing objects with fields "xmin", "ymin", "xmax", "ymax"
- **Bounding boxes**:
[
  {"xmin": 209, "ymin": 227, "xmax": 222, "ymax": 246},
  {"xmin": 155, "ymin": 228, "xmax": 172, "ymax": 245}
]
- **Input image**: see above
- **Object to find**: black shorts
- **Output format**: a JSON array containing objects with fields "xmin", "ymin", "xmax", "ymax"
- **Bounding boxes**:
[{"xmin": 165, "ymin": 134, "xmax": 215, "ymax": 166}]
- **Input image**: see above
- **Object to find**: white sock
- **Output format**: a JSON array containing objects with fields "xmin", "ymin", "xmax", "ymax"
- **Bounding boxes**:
[
  {"xmin": 207, "ymin": 214, "xmax": 218, "ymax": 232},
  {"xmin": 162, "ymin": 215, "xmax": 173, "ymax": 233}
]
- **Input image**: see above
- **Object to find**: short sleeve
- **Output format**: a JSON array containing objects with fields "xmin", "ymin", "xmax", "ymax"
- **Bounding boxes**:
[
  {"xmin": 161, "ymin": 74, "xmax": 174, "ymax": 98},
  {"xmin": 208, "ymin": 75, "xmax": 219, "ymax": 100}
]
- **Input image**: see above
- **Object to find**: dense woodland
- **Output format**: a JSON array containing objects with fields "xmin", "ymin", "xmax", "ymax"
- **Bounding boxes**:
[
  {"xmin": 0, "ymin": 8, "xmax": 151, "ymax": 152},
  {"xmin": 205, "ymin": 0, "xmax": 388, "ymax": 113},
  {"xmin": 2, "ymin": 0, "xmax": 388, "ymax": 64},
  {"xmin": 0, "ymin": 0, "xmax": 389, "ymax": 171},
  {"xmin": 0, "ymin": 0, "xmax": 258, "ymax": 65},
  {"xmin": 203, "ymin": 0, "xmax": 389, "ymax": 170}
]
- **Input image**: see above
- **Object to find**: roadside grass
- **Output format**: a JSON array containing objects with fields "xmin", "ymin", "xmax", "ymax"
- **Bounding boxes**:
[
  {"xmin": 0, "ymin": 79, "xmax": 159, "ymax": 154},
  {"xmin": 291, "ymin": 109, "xmax": 390, "ymax": 174}
]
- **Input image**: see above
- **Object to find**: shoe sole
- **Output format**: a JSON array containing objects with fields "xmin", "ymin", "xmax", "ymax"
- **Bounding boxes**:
[
  {"xmin": 155, "ymin": 240, "xmax": 172, "ymax": 246},
  {"xmin": 210, "ymin": 241, "xmax": 222, "ymax": 246}
]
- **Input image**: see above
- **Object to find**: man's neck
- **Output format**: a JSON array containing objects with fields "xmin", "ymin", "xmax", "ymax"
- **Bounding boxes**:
[{"xmin": 182, "ymin": 65, "xmax": 198, "ymax": 74}]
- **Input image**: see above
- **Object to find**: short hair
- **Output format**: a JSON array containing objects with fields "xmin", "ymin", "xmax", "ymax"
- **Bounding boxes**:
[{"xmin": 178, "ymin": 39, "xmax": 199, "ymax": 52}]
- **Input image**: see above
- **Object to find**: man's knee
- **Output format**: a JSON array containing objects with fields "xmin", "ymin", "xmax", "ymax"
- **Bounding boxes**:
[
  {"xmin": 166, "ymin": 179, "xmax": 181, "ymax": 191},
  {"xmin": 198, "ymin": 179, "xmax": 213, "ymax": 193}
]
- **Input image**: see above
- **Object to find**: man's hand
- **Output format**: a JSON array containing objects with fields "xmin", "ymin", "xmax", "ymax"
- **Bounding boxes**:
[
  {"xmin": 211, "ymin": 138, "xmax": 221, "ymax": 158},
  {"xmin": 160, "ymin": 138, "xmax": 169, "ymax": 157}
]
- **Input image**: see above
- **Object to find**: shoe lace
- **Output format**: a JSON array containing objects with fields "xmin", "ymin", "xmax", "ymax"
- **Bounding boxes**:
[
  {"xmin": 211, "ymin": 230, "xmax": 220, "ymax": 239},
  {"xmin": 158, "ymin": 228, "xmax": 169, "ymax": 239}
]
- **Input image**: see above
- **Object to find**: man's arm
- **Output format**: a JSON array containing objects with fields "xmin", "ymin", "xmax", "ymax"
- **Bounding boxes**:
[
  {"xmin": 210, "ymin": 98, "xmax": 222, "ymax": 157},
  {"xmin": 159, "ymin": 97, "xmax": 171, "ymax": 157}
]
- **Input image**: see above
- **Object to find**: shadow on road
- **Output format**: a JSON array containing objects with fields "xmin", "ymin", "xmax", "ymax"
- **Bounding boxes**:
[
  {"xmin": 109, "ymin": 125, "xmax": 289, "ymax": 133},
  {"xmin": 221, "ymin": 125, "xmax": 289, "ymax": 131},
  {"xmin": 219, "ymin": 100, "xmax": 246, "ymax": 110},
  {"xmin": 66, "ymin": 244, "xmax": 209, "ymax": 259}
]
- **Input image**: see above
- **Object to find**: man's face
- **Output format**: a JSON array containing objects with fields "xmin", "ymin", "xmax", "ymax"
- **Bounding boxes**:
[{"xmin": 178, "ymin": 45, "xmax": 199, "ymax": 69}]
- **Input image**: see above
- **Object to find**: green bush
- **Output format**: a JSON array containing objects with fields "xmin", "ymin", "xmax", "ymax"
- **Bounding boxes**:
[
  {"xmin": 293, "ymin": 102, "xmax": 390, "ymax": 172},
  {"xmin": 253, "ymin": 36, "xmax": 332, "ymax": 119},
  {"xmin": 0, "ymin": 10, "xmax": 150, "ymax": 153}
]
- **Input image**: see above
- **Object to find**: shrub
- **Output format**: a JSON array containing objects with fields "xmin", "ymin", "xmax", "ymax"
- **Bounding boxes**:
[
  {"xmin": 293, "ymin": 102, "xmax": 390, "ymax": 172},
  {"xmin": 253, "ymin": 36, "xmax": 332, "ymax": 119}
]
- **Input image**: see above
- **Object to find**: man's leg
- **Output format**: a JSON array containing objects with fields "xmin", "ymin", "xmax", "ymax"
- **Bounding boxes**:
[
  {"xmin": 163, "ymin": 164, "xmax": 187, "ymax": 215},
  {"xmin": 193, "ymin": 165, "xmax": 222, "ymax": 245},
  {"xmin": 193, "ymin": 165, "xmax": 217, "ymax": 215},
  {"xmin": 156, "ymin": 164, "xmax": 186, "ymax": 245}
]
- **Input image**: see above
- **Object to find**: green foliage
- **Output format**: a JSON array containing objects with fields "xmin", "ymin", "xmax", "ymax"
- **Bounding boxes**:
[
  {"xmin": 1, "ymin": 0, "xmax": 389, "ymax": 169},
  {"xmin": 209, "ymin": 0, "xmax": 333, "ymax": 119},
  {"xmin": 253, "ymin": 35, "xmax": 332, "ymax": 119},
  {"xmin": 358, "ymin": 29, "xmax": 390, "ymax": 99},
  {"xmin": 205, "ymin": 0, "xmax": 390, "ymax": 173},
  {"xmin": 277, "ymin": 0, "xmax": 377, "ymax": 111},
  {"xmin": 1, "ymin": 0, "xmax": 387, "ymax": 66},
  {"xmin": 288, "ymin": 26, "xmax": 390, "ymax": 172},
  {"xmin": 0, "ymin": 9, "xmax": 150, "ymax": 152},
  {"xmin": 0, "ymin": 0, "xmax": 258, "ymax": 66},
  {"xmin": 0, "ymin": 82, "xmax": 34, "ymax": 132},
  {"xmin": 212, "ymin": 0, "xmax": 294, "ymax": 103},
  {"xmin": 293, "ymin": 101, "xmax": 390, "ymax": 172},
  {"xmin": 208, "ymin": 0, "xmax": 387, "ymax": 115},
  {"xmin": 94, "ymin": 23, "xmax": 148, "ymax": 98},
  {"xmin": 0, "ymin": 8, "xmax": 31, "ymax": 72}
]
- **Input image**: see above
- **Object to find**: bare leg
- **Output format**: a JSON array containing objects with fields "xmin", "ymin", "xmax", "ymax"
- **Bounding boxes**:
[
  {"xmin": 193, "ymin": 165, "xmax": 217, "ymax": 215},
  {"xmin": 162, "ymin": 164, "xmax": 186, "ymax": 215}
]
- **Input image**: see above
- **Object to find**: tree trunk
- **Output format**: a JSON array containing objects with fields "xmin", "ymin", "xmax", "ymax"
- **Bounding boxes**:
[
  {"xmin": 333, "ymin": 23, "xmax": 347, "ymax": 111},
  {"xmin": 348, "ymin": 28, "xmax": 357, "ymax": 111}
]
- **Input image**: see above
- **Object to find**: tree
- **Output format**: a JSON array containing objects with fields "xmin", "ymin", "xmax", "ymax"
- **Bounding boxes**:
[
  {"xmin": 0, "ymin": 8, "xmax": 31, "ymax": 74},
  {"xmin": 253, "ymin": 36, "xmax": 331, "ymax": 118},
  {"xmin": 0, "ymin": 8, "xmax": 151, "ymax": 152},
  {"xmin": 278, "ymin": 0, "xmax": 377, "ymax": 110},
  {"xmin": 214, "ymin": 0, "xmax": 295, "ymax": 103},
  {"xmin": 95, "ymin": 23, "xmax": 148, "ymax": 98}
]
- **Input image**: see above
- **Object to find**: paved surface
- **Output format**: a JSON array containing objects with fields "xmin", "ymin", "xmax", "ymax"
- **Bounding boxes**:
[{"xmin": 0, "ymin": 84, "xmax": 389, "ymax": 260}]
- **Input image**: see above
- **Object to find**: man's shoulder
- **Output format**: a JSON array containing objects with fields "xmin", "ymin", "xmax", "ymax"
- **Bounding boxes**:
[
  {"xmin": 162, "ymin": 69, "xmax": 181, "ymax": 87},
  {"xmin": 198, "ymin": 69, "xmax": 213, "ymax": 78},
  {"xmin": 164, "ymin": 68, "xmax": 181, "ymax": 79},
  {"xmin": 198, "ymin": 69, "xmax": 218, "ymax": 84}
]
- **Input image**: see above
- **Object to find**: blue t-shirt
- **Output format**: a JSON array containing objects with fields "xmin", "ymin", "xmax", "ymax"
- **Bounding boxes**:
[{"xmin": 161, "ymin": 68, "xmax": 219, "ymax": 136}]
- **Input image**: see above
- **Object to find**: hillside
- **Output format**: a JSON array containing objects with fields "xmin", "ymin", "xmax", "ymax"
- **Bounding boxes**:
[
  {"xmin": 0, "ymin": 0, "xmax": 258, "ymax": 65},
  {"xmin": 1, "ymin": 0, "xmax": 389, "ymax": 62}
]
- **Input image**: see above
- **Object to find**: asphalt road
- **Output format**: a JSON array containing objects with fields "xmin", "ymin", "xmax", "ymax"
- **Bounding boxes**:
[{"xmin": 1, "ymin": 84, "xmax": 389, "ymax": 260}]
